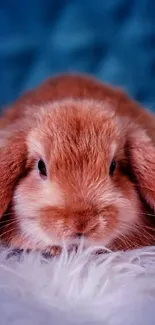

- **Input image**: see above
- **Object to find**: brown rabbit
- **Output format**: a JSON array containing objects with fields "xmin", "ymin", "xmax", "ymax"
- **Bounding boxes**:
[{"xmin": 0, "ymin": 73, "xmax": 155, "ymax": 253}]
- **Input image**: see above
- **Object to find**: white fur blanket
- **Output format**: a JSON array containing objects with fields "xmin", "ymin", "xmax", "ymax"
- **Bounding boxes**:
[{"xmin": 0, "ymin": 245, "xmax": 155, "ymax": 325}]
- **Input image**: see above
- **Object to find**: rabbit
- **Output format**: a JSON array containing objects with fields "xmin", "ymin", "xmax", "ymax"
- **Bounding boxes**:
[{"xmin": 0, "ymin": 73, "xmax": 155, "ymax": 254}]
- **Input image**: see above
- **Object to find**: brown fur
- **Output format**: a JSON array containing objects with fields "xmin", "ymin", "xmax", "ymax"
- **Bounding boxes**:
[
  {"xmin": 0, "ymin": 132, "xmax": 27, "ymax": 216},
  {"xmin": 0, "ymin": 73, "xmax": 155, "ymax": 253},
  {"xmin": 1, "ymin": 73, "xmax": 155, "ymax": 137}
]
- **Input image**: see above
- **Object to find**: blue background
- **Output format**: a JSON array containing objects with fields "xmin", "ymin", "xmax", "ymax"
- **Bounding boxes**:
[{"xmin": 0, "ymin": 0, "xmax": 155, "ymax": 111}]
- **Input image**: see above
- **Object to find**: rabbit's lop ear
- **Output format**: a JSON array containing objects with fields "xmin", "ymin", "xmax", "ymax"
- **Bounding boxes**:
[
  {"xmin": 127, "ymin": 127, "xmax": 155, "ymax": 211},
  {"xmin": 0, "ymin": 133, "xmax": 27, "ymax": 217}
]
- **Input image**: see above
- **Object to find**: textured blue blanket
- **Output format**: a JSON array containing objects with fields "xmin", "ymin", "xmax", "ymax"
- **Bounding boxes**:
[{"xmin": 0, "ymin": 0, "xmax": 155, "ymax": 111}]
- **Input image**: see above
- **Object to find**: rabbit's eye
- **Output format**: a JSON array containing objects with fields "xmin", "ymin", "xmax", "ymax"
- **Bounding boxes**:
[
  {"xmin": 38, "ymin": 159, "xmax": 47, "ymax": 178},
  {"xmin": 109, "ymin": 160, "xmax": 116, "ymax": 176}
]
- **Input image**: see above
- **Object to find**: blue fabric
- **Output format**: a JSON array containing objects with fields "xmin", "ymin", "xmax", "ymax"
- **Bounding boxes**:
[{"xmin": 0, "ymin": 0, "xmax": 155, "ymax": 111}]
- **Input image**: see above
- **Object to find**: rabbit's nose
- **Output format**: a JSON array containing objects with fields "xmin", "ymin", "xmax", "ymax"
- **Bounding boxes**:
[{"xmin": 75, "ymin": 232, "xmax": 83, "ymax": 239}]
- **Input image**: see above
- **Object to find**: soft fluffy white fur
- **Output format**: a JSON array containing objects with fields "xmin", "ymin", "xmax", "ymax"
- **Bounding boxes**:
[{"xmin": 1, "ymin": 245, "xmax": 155, "ymax": 325}]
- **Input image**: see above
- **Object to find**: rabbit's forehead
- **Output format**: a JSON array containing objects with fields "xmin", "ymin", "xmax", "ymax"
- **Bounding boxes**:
[
  {"xmin": 27, "ymin": 123, "xmax": 119, "ymax": 167},
  {"xmin": 27, "ymin": 99, "xmax": 122, "ymax": 163}
]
